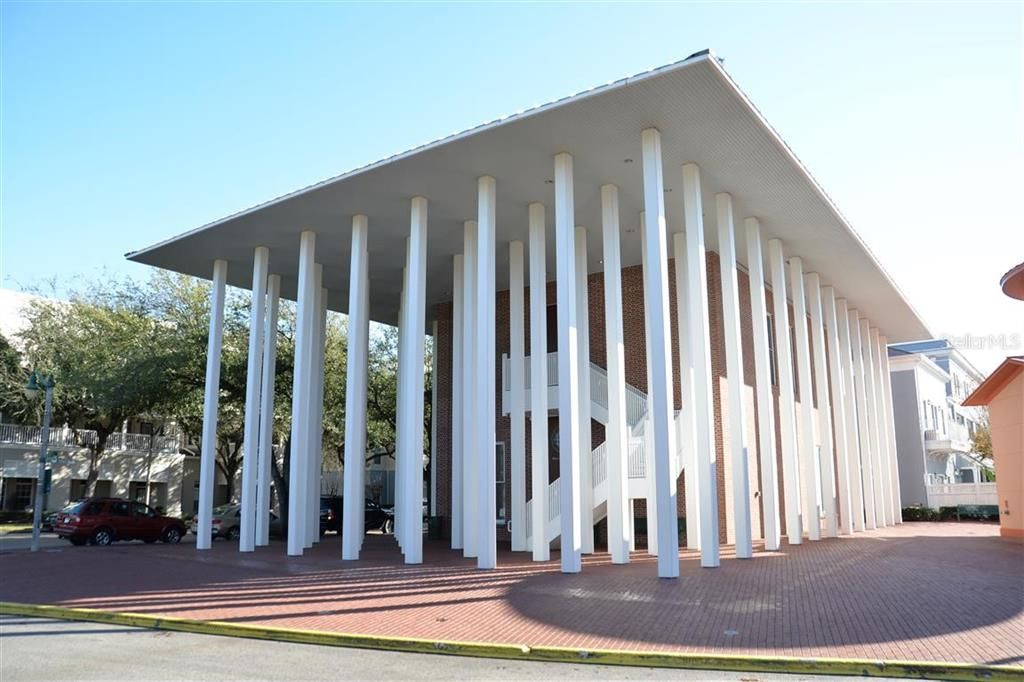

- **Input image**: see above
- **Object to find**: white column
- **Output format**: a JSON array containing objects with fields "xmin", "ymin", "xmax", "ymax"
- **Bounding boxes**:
[
  {"xmin": 527, "ymin": 203, "xmax": 550, "ymax": 562},
  {"xmin": 451, "ymin": 255, "xmax": 464, "ymax": 551},
  {"xmin": 197, "ymin": 258, "xmax": 227, "ymax": 551},
  {"xmin": 256, "ymin": 273, "xmax": 280, "ymax": 547},
  {"xmin": 681, "ymin": 160, "xmax": 717, "ymax": 570},
  {"xmin": 837, "ymin": 299, "xmax": 866, "ymax": 532},
  {"xmin": 305, "ymin": 268, "xmax": 325, "ymax": 548},
  {"xmin": 789, "ymin": 257, "xmax": 821, "ymax": 541},
  {"xmin": 475, "ymin": 178, "xmax": 497, "ymax": 570},
  {"xmin": 509, "ymin": 240, "xmax": 527, "ymax": 552},
  {"xmin": 767, "ymin": 239, "xmax": 803, "ymax": 544},
  {"xmin": 358, "ymin": 256, "xmax": 369, "ymax": 547},
  {"xmin": 806, "ymin": 273, "xmax": 837, "ymax": 538},
  {"xmin": 601, "ymin": 185, "xmax": 630, "ymax": 565},
  {"xmin": 554, "ymin": 152, "xmax": 582, "ymax": 574},
  {"xmin": 744, "ymin": 220, "xmax": 781, "ymax": 551},
  {"xmin": 673, "ymin": 231, "xmax": 700, "ymax": 550},
  {"xmin": 343, "ymin": 215, "xmax": 369, "ymax": 560},
  {"xmin": 642, "ymin": 128, "xmax": 681, "ymax": 577},
  {"xmin": 850, "ymin": 312, "xmax": 877, "ymax": 530},
  {"xmin": 878, "ymin": 336, "xmax": 903, "ymax": 522},
  {"xmin": 287, "ymin": 231, "xmax": 315, "ymax": 556},
  {"xmin": 870, "ymin": 328, "xmax": 893, "ymax": 526},
  {"xmin": 639, "ymin": 211, "xmax": 658, "ymax": 558},
  {"xmin": 716, "ymin": 194, "xmax": 752, "ymax": 559},
  {"xmin": 822, "ymin": 286, "xmax": 853, "ymax": 535},
  {"xmin": 240, "ymin": 247, "xmax": 269, "ymax": 552},
  {"xmin": 401, "ymin": 197, "xmax": 428, "ymax": 564},
  {"xmin": 574, "ymin": 226, "xmax": 594, "ymax": 554},
  {"xmin": 861, "ymin": 318, "xmax": 886, "ymax": 527},
  {"xmin": 461, "ymin": 221, "xmax": 478, "ymax": 559}
]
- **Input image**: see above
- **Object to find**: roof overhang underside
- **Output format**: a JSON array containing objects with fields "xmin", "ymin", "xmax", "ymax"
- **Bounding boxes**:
[{"xmin": 127, "ymin": 53, "xmax": 930, "ymax": 342}]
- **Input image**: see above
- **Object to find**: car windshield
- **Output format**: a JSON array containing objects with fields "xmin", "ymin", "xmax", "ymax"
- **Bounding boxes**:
[
  {"xmin": 212, "ymin": 505, "xmax": 236, "ymax": 515},
  {"xmin": 62, "ymin": 501, "xmax": 85, "ymax": 515}
]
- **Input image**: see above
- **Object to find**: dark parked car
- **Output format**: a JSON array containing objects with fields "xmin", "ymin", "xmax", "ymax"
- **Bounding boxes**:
[
  {"xmin": 319, "ymin": 496, "xmax": 393, "ymax": 536},
  {"xmin": 54, "ymin": 497, "xmax": 187, "ymax": 547}
]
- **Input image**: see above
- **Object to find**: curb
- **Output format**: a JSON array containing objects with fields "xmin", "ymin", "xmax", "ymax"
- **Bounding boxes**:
[{"xmin": 2, "ymin": 601, "xmax": 1021, "ymax": 681}]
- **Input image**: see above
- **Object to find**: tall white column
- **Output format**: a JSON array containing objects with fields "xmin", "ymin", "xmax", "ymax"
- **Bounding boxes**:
[
  {"xmin": 861, "ymin": 318, "xmax": 887, "ymax": 527},
  {"xmin": 744, "ymin": 220, "xmax": 780, "ymax": 551},
  {"xmin": 256, "ymin": 273, "xmax": 280, "ymax": 547},
  {"xmin": 305, "ymin": 269, "xmax": 325, "ymax": 548},
  {"xmin": 639, "ymin": 211, "xmax": 658, "ymax": 558},
  {"xmin": 806, "ymin": 273, "xmax": 837, "ymax": 538},
  {"xmin": 462, "ymin": 221, "xmax": 479, "ymax": 559},
  {"xmin": 554, "ymin": 152, "xmax": 583, "ymax": 574},
  {"xmin": 601, "ymin": 185, "xmax": 630, "ymax": 565},
  {"xmin": 574, "ymin": 227, "xmax": 594, "ymax": 554},
  {"xmin": 358, "ymin": 256, "xmax": 369, "ymax": 547},
  {"xmin": 767, "ymin": 239, "xmax": 803, "ymax": 544},
  {"xmin": 287, "ymin": 231, "xmax": 316, "ymax": 556},
  {"xmin": 789, "ymin": 257, "xmax": 821, "ymax": 541},
  {"xmin": 642, "ymin": 128, "xmax": 681, "ymax": 577},
  {"xmin": 197, "ymin": 258, "xmax": 227, "ymax": 551},
  {"xmin": 837, "ymin": 299, "xmax": 866, "ymax": 532},
  {"xmin": 849, "ymin": 311, "xmax": 877, "ymax": 530},
  {"xmin": 451, "ymin": 255, "xmax": 464, "ymax": 551},
  {"xmin": 475, "ymin": 178, "xmax": 497, "ymax": 570},
  {"xmin": 673, "ymin": 231, "xmax": 700, "ymax": 550},
  {"xmin": 716, "ymin": 194, "xmax": 752, "ymax": 559},
  {"xmin": 681, "ymin": 160, "xmax": 717, "ymax": 570},
  {"xmin": 401, "ymin": 197, "xmax": 428, "ymax": 564},
  {"xmin": 527, "ymin": 203, "xmax": 550, "ymax": 562},
  {"xmin": 870, "ymin": 328, "xmax": 893, "ymax": 526},
  {"xmin": 878, "ymin": 336, "xmax": 903, "ymax": 522},
  {"xmin": 343, "ymin": 215, "xmax": 369, "ymax": 560},
  {"xmin": 509, "ymin": 240, "xmax": 527, "ymax": 552},
  {"xmin": 821, "ymin": 286, "xmax": 853, "ymax": 535},
  {"xmin": 240, "ymin": 247, "xmax": 269, "ymax": 552}
]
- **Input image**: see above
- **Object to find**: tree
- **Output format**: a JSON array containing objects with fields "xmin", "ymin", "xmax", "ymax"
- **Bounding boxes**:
[
  {"xmin": 0, "ymin": 334, "xmax": 32, "ymax": 424},
  {"xmin": 17, "ymin": 282, "xmax": 182, "ymax": 494}
]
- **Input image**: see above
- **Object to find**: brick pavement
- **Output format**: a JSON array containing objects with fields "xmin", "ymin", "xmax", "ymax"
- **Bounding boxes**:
[{"xmin": 1, "ymin": 522, "xmax": 1021, "ymax": 666}]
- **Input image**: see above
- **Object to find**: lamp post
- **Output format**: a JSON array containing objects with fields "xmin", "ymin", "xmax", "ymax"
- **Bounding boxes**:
[{"xmin": 25, "ymin": 371, "xmax": 55, "ymax": 553}]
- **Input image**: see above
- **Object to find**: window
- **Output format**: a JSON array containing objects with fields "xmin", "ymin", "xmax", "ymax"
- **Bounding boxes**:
[
  {"xmin": 132, "ymin": 502, "xmax": 156, "ymax": 518},
  {"xmin": 111, "ymin": 501, "xmax": 131, "ymax": 517},
  {"xmin": 12, "ymin": 480, "xmax": 33, "ymax": 510},
  {"xmin": 766, "ymin": 313, "xmax": 778, "ymax": 386},
  {"xmin": 495, "ymin": 442, "xmax": 507, "ymax": 521}
]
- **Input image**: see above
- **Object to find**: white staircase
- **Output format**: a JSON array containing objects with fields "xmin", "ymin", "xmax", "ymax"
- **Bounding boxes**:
[{"xmin": 501, "ymin": 352, "xmax": 684, "ymax": 545}]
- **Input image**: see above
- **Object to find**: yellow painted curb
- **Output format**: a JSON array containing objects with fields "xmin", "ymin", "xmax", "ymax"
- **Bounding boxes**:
[{"xmin": 2, "ymin": 601, "xmax": 1021, "ymax": 681}]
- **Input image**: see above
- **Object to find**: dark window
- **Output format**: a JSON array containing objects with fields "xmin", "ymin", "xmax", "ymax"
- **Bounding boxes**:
[
  {"xmin": 133, "ymin": 502, "xmax": 155, "ymax": 518},
  {"xmin": 111, "ymin": 501, "xmax": 131, "ymax": 517},
  {"xmin": 495, "ymin": 442, "xmax": 507, "ymax": 521},
  {"xmin": 546, "ymin": 304, "xmax": 558, "ymax": 352}
]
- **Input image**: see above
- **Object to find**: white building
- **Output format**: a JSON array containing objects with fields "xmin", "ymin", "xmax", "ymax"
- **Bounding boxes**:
[{"xmin": 125, "ymin": 51, "xmax": 930, "ymax": 575}]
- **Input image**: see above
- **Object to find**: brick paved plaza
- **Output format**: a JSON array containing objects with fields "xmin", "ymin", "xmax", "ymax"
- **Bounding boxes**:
[{"xmin": 2, "ymin": 522, "xmax": 1021, "ymax": 666}]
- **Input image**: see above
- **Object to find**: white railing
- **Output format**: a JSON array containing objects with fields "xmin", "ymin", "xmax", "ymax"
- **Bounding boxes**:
[
  {"xmin": 925, "ymin": 482, "xmax": 998, "ymax": 508},
  {"xmin": 0, "ymin": 423, "xmax": 180, "ymax": 453}
]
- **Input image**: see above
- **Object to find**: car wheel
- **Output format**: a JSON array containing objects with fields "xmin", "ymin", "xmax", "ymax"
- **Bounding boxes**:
[
  {"xmin": 226, "ymin": 526, "xmax": 240, "ymax": 541},
  {"xmin": 91, "ymin": 528, "xmax": 114, "ymax": 546},
  {"xmin": 383, "ymin": 518, "xmax": 394, "ymax": 535},
  {"xmin": 162, "ymin": 527, "xmax": 182, "ymax": 544},
  {"xmin": 69, "ymin": 537, "xmax": 87, "ymax": 547}
]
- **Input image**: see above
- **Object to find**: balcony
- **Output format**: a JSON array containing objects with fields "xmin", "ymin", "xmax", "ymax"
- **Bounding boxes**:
[
  {"xmin": 924, "ymin": 424, "xmax": 972, "ymax": 455},
  {"xmin": 0, "ymin": 424, "xmax": 182, "ymax": 454}
]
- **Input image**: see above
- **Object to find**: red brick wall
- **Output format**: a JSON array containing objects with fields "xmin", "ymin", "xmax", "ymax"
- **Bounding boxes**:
[{"xmin": 433, "ymin": 250, "xmax": 820, "ymax": 547}]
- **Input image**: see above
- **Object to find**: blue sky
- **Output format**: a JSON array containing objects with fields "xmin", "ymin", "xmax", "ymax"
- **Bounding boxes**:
[{"xmin": 2, "ymin": 2, "xmax": 1021, "ymax": 371}]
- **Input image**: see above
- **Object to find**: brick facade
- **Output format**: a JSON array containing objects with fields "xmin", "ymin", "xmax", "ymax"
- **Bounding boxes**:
[{"xmin": 434, "ymin": 249, "xmax": 821, "ymax": 548}]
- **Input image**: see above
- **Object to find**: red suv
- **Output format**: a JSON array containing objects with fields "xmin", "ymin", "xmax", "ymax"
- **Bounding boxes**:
[{"xmin": 54, "ymin": 497, "xmax": 187, "ymax": 547}]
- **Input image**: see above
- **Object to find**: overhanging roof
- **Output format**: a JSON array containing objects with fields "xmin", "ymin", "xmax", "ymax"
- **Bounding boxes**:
[{"xmin": 126, "ymin": 50, "xmax": 931, "ymax": 342}]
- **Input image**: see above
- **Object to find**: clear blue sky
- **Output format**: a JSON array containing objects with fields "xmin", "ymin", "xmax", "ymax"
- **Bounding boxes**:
[{"xmin": 2, "ymin": 2, "xmax": 1021, "ymax": 371}]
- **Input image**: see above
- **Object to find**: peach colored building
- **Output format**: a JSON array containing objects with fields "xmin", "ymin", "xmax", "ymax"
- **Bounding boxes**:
[{"xmin": 964, "ymin": 357, "xmax": 1024, "ymax": 542}]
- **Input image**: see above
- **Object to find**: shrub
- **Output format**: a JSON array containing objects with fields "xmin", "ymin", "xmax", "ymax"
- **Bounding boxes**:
[{"xmin": 902, "ymin": 505, "xmax": 939, "ymax": 522}]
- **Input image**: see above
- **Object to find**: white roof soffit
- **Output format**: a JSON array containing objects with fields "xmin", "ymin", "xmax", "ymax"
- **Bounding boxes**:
[{"xmin": 126, "ymin": 51, "xmax": 931, "ymax": 342}]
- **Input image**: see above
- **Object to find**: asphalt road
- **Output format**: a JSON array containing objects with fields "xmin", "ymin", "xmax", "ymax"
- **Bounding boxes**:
[{"xmin": 0, "ymin": 616, "xmax": 841, "ymax": 681}]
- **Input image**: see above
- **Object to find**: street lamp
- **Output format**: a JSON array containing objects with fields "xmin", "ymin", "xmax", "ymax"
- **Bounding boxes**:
[{"xmin": 24, "ymin": 371, "xmax": 55, "ymax": 553}]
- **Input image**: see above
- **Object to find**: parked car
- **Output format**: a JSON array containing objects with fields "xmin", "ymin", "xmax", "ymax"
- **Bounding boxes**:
[
  {"xmin": 319, "ymin": 496, "xmax": 393, "ymax": 536},
  {"xmin": 54, "ymin": 497, "xmax": 187, "ymax": 547},
  {"xmin": 188, "ymin": 504, "xmax": 282, "ymax": 540}
]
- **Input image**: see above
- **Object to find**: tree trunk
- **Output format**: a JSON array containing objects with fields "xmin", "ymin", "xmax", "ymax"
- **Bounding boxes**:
[{"xmin": 271, "ymin": 437, "xmax": 291, "ymax": 532}]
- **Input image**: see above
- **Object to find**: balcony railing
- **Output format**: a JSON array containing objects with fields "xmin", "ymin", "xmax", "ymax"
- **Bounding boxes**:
[{"xmin": 0, "ymin": 423, "xmax": 181, "ymax": 454}]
